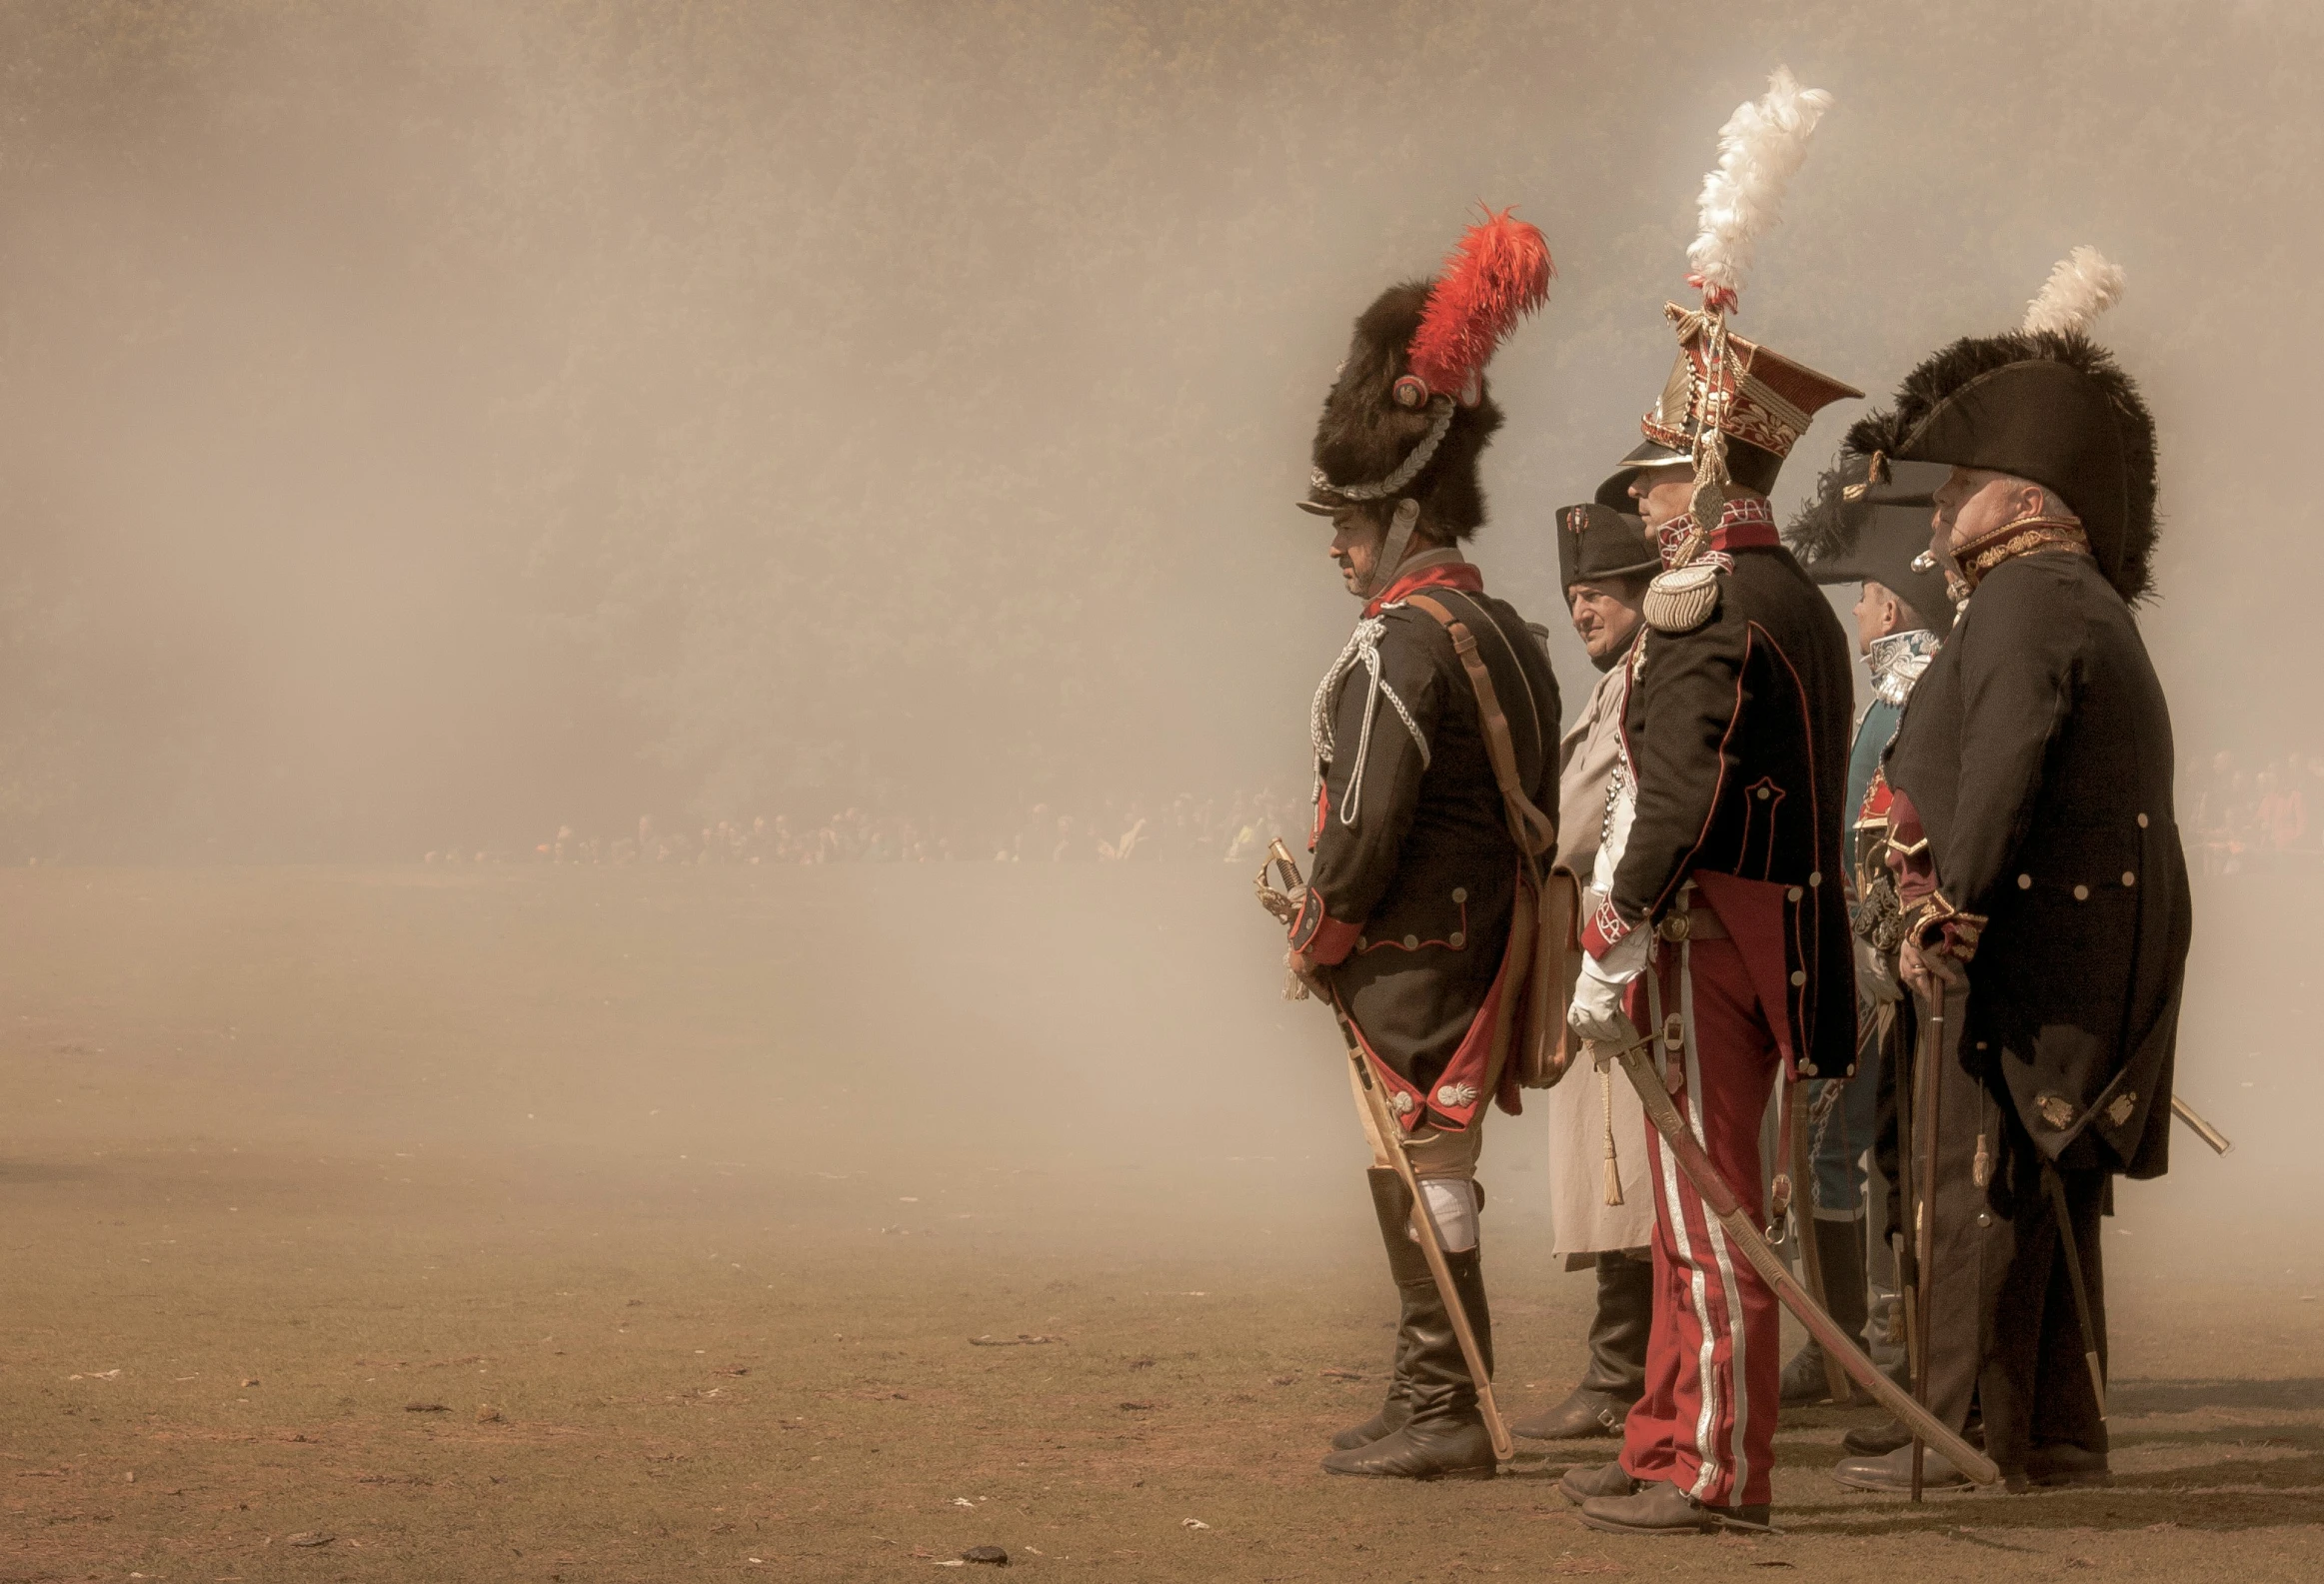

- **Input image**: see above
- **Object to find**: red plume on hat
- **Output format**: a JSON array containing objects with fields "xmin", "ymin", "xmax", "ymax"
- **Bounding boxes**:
[{"xmin": 1406, "ymin": 208, "xmax": 1554, "ymax": 402}]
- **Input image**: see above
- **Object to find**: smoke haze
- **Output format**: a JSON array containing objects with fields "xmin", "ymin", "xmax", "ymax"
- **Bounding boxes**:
[{"xmin": 0, "ymin": 0, "xmax": 2314, "ymax": 860}]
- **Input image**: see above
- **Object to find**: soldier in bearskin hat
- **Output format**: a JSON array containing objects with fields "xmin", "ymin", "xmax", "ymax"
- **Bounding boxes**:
[
  {"xmin": 1773, "ymin": 450, "xmax": 1954, "ymax": 1408},
  {"xmin": 1511, "ymin": 503, "xmax": 1660, "ymax": 1446},
  {"xmin": 1830, "ymin": 250, "xmax": 2190, "ymax": 1492},
  {"xmin": 1559, "ymin": 69, "xmax": 1861, "ymax": 1535},
  {"xmin": 1276, "ymin": 210, "xmax": 1563, "ymax": 1479}
]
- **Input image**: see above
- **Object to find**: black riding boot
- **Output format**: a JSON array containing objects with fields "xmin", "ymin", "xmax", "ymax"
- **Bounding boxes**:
[
  {"xmin": 1321, "ymin": 1184, "xmax": 1496, "ymax": 1479},
  {"xmin": 1330, "ymin": 1167, "xmax": 1428, "ymax": 1450},
  {"xmin": 1779, "ymin": 1216, "xmax": 1872, "ymax": 1406},
  {"xmin": 1514, "ymin": 1251, "xmax": 1650, "ymax": 1440}
]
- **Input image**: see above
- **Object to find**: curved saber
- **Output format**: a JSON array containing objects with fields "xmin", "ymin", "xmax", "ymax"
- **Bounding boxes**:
[{"xmin": 1605, "ymin": 1035, "xmax": 2001, "ymax": 1487}]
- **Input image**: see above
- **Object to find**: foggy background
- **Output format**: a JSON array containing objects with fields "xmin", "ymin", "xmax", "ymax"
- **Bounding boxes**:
[
  {"xmin": 1, "ymin": 0, "xmax": 2314, "ymax": 863},
  {"xmin": 0, "ymin": 6, "xmax": 2309, "ymax": 1400}
]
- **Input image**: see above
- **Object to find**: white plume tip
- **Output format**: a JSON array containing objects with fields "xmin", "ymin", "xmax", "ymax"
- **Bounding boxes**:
[
  {"xmin": 2021, "ymin": 246, "xmax": 2126, "ymax": 337},
  {"xmin": 1686, "ymin": 66, "xmax": 1834, "ymax": 305}
]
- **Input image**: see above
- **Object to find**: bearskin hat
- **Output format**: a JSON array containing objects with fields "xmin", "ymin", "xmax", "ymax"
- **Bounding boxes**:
[
  {"xmin": 1786, "ymin": 450, "xmax": 1954, "ymax": 635},
  {"xmin": 1845, "ymin": 329, "xmax": 2158, "ymax": 604},
  {"xmin": 1301, "ymin": 211, "xmax": 1552, "ymax": 541}
]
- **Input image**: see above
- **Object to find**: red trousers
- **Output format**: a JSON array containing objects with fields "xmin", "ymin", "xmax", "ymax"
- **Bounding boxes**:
[{"xmin": 1617, "ymin": 933, "xmax": 1783, "ymax": 1509}]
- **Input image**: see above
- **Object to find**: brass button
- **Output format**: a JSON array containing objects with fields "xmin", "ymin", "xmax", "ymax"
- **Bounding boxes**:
[
  {"xmin": 1789, "ymin": 969, "xmax": 1806, "ymax": 986},
  {"xmin": 1449, "ymin": 931, "xmax": 1465, "ymax": 948},
  {"xmin": 1808, "ymin": 871, "xmax": 1822, "ymax": 887},
  {"xmin": 1786, "ymin": 885, "xmax": 1803, "ymax": 902},
  {"xmin": 1452, "ymin": 886, "xmax": 1468, "ymax": 902},
  {"xmin": 1976, "ymin": 1212, "xmax": 1993, "ymax": 1229},
  {"xmin": 1756, "ymin": 787, "xmax": 1771, "ymax": 800},
  {"xmin": 2121, "ymin": 871, "xmax": 2136, "ymax": 887},
  {"xmin": 2073, "ymin": 883, "xmax": 2089, "ymax": 900},
  {"xmin": 2137, "ymin": 812, "xmax": 2150, "ymax": 828},
  {"xmin": 1357, "ymin": 935, "xmax": 1368, "ymax": 949},
  {"xmin": 1403, "ymin": 933, "xmax": 1420, "ymax": 949},
  {"xmin": 1976, "ymin": 1040, "xmax": 1989, "ymax": 1051},
  {"xmin": 2017, "ymin": 873, "xmax": 2032, "ymax": 889},
  {"xmin": 1800, "ymin": 1063, "xmax": 1818, "ymax": 1077}
]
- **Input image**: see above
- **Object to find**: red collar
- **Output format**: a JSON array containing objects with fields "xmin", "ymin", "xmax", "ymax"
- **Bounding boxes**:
[
  {"xmin": 1656, "ymin": 495, "xmax": 1777, "ymax": 569},
  {"xmin": 1365, "ymin": 557, "xmax": 1484, "ymax": 617}
]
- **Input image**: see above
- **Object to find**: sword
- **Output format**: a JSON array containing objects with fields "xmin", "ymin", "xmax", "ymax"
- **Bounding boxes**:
[
  {"xmin": 1258, "ymin": 839, "xmax": 1513, "ymax": 1463},
  {"xmin": 2172, "ymin": 1095, "xmax": 2234, "ymax": 1155},
  {"xmin": 1603, "ymin": 1028, "xmax": 2000, "ymax": 1487}
]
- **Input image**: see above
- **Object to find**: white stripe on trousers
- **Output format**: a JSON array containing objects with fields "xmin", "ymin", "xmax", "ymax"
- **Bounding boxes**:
[
  {"xmin": 1682, "ymin": 939, "xmax": 1752, "ymax": 1502},
  {"xmin": 1648, "ymin": 945, "xmax": 1729, "ymax": 1502}
]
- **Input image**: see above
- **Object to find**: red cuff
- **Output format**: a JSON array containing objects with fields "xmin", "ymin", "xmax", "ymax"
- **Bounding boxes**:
[
  {"xmin": 1304, "ymin": 914, "xmax": 1364, "ymax": 966},
  {"xmin": 1578, "ymin": 891, "xmax": 1636, "ymax": 958},
  {"xmin": 1287, "ymin": 886, "xmax": 1365, "ymax": 965}
]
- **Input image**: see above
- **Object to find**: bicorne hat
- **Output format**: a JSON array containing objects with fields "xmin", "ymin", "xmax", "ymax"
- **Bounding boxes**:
[
  {"xmin": 1556, "ymin": 502, "xmax": 1659, "ymax": 591},
  {"xmin": 1844, "ymin": 248, "xmax": 2154, "ymax": 603},
  {"xmin": 1785, "ymin": 452, "xmax": 1954, "ymax": 636}
]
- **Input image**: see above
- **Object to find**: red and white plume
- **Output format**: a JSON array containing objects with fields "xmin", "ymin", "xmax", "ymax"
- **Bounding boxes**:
[
  {"xmin": 1407, "ymin": 207, "xmax": 1553, "ymax": 400},
  {"xmin": 1685, "ymin": 67, "xmax": 1833, "ymax": 312},
  {"xmin": 2021, "ymin": 246, "xmax": 2126, "ymax": 336}
]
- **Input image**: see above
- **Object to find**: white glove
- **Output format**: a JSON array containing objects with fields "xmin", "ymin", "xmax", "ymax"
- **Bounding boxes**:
[{"xmin": 1568, "ymin": 923, "xmax": 1650, "ymax": 1046}]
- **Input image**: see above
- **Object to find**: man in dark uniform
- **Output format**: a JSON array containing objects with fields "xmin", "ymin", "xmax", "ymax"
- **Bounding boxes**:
[
  {"xmin": 1562, "ymin": 305, "xmax": 1861, "ymax": 1533},
  {"xmin": 1829, "ymin": 320, "xmax": 2190, "ymax": 1492},
  {"xmin": 1279, "ymin": 212, "xmax": 1563, "ymax": 1479},
  {"xmin": 1776, "ymin": 451, "xmax": 1955, "ymax": 1406}
]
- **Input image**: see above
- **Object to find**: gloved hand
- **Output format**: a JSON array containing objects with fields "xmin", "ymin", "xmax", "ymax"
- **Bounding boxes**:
[
  {"xmin": 1568, "ymin": 923, "xmax": 1649, "ymax": 1047},
  {"xmin": 1567, "ymin": 967, "xmax": 1637, "ymax": 1048}
]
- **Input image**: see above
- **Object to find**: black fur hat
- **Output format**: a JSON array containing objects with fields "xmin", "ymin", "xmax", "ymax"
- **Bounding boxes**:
[
  {"xmin": 1846, "ymin": 330, "xmax": 2158, "ymax": 603},
  {"xmin": 1786, "ymin": 451, "xmax": 1954, "ymax": 636},
  {"xmin": 1301, "ymin": 282, "xmax": 1504, "ymax": 541}
]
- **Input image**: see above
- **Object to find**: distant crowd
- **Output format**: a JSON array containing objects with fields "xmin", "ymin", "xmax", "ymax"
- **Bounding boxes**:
[
  {"xmin": 416, "ymin": 755, "xmax": 2316, "ymax": 874},
  {"xmin": 2187, "ymin": 751, "xmax": 2321, "ymax": 873},
  {"xmin": 423, "ymin": 790, "xmax": 1315, "ymax": 868}
]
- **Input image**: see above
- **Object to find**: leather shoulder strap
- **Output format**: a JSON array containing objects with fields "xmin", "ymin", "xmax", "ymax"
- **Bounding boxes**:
[{"xmin": 1405, "ymin": 594, "xmax": 1556, "ymax": 858}]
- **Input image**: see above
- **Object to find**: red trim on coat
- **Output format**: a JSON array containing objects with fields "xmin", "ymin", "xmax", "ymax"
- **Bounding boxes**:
[{"xmin": 1338, "ymin": 859, "xmax": 1528, "ymax": 1131}]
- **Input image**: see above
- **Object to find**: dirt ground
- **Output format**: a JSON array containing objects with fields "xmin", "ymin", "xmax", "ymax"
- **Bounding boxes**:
[{"xmin": 2, "ymin": 865, "xmax": 2318, "ymax": 1582}]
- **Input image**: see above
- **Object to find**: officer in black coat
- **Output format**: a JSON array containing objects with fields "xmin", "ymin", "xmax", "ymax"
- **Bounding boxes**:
[
  {"xmin": 1562, "ymin": 307, "xmax": 1861, "ymax": 1533},
  {"xmin": 1279, "ymin": 215, "xmax": 1563, "ymax": 1480},
  {"xmin": 1831, "ymin": 324, "xmax": 2191, "ymax": 1492}
]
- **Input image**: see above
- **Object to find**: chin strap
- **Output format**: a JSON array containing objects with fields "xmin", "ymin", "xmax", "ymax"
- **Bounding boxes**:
[{"xmin": 1353, "ymin": 497, "xmax": 1422, "ymax": 602}]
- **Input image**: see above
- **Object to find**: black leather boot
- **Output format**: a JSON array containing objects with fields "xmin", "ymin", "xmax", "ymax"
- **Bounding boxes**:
[
  {"xmin": 1330, "ymin": 1168, "xmax": 1427, "ymax": 1451},
  {"xmin": 1779, "ymin": 1216, "xmax": 1873, "ymax": 1406},
  {"xmin": 1515, "ymin": 1251, "xmax": 1650, "ymax": 1440},
  {"xmin": 1320, "ymin": 1233, "xmax": 1497, "ymax": 1480}
]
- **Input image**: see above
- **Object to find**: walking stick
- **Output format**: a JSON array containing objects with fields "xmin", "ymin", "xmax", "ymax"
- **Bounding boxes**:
[
  {"xmin": 2041, "ymin": 1162, "xmax": 2108, "ymax": 1422},
  {"xmin": 1909, "ymin": 993, "xmax": 1945, "ymax": 1503},
  {"xmin": 1888, "ymin": 1001, "xmax": 1924, "ymax": 1490},
  {"xmin": 1259, "ymin": 840, "xmax": 1512, "ymax": 1464},
  {"xmin": 1605, "ymin": 1032, "xmax": 1998, "ymax": 1485}
]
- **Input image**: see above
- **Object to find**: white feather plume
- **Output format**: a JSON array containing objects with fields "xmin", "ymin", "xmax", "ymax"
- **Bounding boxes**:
[
  {"xmin": 2021, "ymin": 246, "xmax": 2126, "ymax": 336},
  {"xmin": 1686, "ymin": 66, "xmax": 1834, "ymax": 307}
]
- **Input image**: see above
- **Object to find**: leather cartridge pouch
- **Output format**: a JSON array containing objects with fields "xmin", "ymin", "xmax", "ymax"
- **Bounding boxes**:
[{"xmin": 1404, "ymin": 594, "xmax": 1572, "ymax": 1088}]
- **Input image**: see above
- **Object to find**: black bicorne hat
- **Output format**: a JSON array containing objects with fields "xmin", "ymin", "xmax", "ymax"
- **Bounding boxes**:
[
  {"xmin": 1786, "ymin": 452, "xmax": 1954, "ymax": 636},
  {"xmin": 1557, "ymin": 502, "xmax": 1659, "ymax": 590},
  {"xmin": 1845, "ymin": 330, "xmax": 2158, "ymax": 604}
]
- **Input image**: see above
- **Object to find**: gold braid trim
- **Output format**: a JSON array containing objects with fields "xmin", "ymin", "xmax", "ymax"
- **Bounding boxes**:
[{"xmin": 1955, "ymin": 515, "xmax": 2089, "ymax": 593}]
